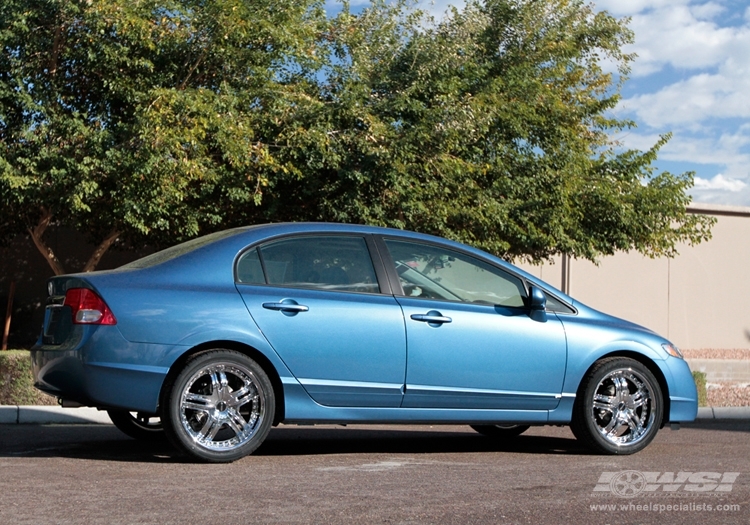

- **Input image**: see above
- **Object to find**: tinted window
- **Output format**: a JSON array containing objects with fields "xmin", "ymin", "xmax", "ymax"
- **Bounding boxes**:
[
  {"xmin": 238, "ymin": 236, "xmax": 380, "ymax": 294},
  {"xmin": 384, "ymin": 239, "xmax": 527, "ymax": 307},
  {"xmin": 236, "ymin": 248, "xmax": 265, "ymax": 284},
  {"xmin": 544, "ymin": 292, "xmax": 575, "ymax": 314}
]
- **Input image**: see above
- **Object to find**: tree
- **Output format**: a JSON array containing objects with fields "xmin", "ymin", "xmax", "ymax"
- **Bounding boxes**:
[
  {"xmin": 1, "ymin": 0, "xmax": 714, "ymax": 275},
  {"xmin": 261, "ymin": 0, "xmax": 714, "ymax": 262},
  {"xmin": 0, "ymin": 0, "xmax": 324, "ymax": 274}
]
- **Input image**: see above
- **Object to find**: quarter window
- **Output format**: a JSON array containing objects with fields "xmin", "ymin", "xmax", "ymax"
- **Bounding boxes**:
[{"xmin": 384, "ymin": 239, "xmax": 527, "ymax": 308}]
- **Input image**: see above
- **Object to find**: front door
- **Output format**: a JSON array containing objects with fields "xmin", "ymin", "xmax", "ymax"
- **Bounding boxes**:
[{"xmin": 381, "ymin": 238, "xmax": 567, "ymax": 410}]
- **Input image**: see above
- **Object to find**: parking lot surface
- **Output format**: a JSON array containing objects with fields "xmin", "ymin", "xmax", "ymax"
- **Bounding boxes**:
[{"xmin": 1, "ymin": 421, "xmax": 748, "ymax": 524}]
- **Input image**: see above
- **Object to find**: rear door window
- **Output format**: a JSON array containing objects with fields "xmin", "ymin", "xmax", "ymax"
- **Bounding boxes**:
[{"xmin": 236, "ymin": 236, "xmax": 381, "ymax": 294}]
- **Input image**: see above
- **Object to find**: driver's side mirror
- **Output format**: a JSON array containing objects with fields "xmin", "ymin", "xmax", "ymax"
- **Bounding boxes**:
[{"xmin": 528, "ymin": 286, "xmax": 547, "ymax": 322}]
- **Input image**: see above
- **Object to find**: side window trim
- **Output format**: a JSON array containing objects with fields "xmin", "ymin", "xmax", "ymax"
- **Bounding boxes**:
[
  {"xmin": 234, "ymin": 232, "xmax": 391, "ymax": 296},
  {"xmin": 377, "ymin": 235, "xmax": 528, "ymax": 307},
  {"xmin": 374, "ymin": 234, "xmax": 576, "ymax": 313}
]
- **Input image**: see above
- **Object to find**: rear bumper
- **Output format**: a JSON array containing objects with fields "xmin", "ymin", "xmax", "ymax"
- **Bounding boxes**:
[{"xmin": 31, "ymin": 326, "xmax": 185, "ymax": 413}]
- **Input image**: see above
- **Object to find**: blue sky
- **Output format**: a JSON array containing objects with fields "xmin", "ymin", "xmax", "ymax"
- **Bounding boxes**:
[
  {"xmin": 594, "ymin": 0, "xmax": 750, "ymax": 207},
  {"xmin": 337, "ymin": 0, "xmax": 750, "ymax": 207}
]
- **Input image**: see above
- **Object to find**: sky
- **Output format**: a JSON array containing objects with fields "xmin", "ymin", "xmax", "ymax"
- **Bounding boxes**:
[{"xmin": 339, "ymin": 0, "xmax": 750, "ymax": 208}]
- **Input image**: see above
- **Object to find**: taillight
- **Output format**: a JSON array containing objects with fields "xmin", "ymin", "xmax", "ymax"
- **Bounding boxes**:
[{"xmin": 63, "ymin": 288, "xmax": 117, "ymax": 325}]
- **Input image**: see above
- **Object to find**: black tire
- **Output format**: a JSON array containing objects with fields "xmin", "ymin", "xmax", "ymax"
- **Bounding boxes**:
[
  {"xmin": 571, "ymin": 357, "xmax": 663, "ymax": 455},
  {"xmin": 107, "ymin": 410, "xmax": 166, "ymax": 442},
  {"xmin": 470, "ymin": 424, "xmax": 530, "ymax": 438},
  {"xmin": 162, "ymin": 349, "xmax": 275, "ymax": 463}
]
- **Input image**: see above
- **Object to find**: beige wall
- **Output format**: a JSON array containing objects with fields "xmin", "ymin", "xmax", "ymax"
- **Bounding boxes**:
[{"xmin": 518, "ymin": 204, "xmax": 750, "ymax": 350}]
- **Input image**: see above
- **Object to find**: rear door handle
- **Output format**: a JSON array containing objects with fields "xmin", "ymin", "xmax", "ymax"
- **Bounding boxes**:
[
  {"xmin": 410, "ymin": 311, "xmax": 452, "ymax": 324},
  {"xmin": 262, "ymin": 302, "xmax": 309, "ymax": 313}
]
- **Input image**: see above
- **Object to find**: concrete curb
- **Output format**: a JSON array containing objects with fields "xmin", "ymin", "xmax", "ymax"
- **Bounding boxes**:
[
  {"xmin": 696, "ymin": 406, "xmax": 750, "ymax": 420},
  {"xmin": 1, "ymin": 405, "xmax": 748, "ymax": 425},
  {"xmin": 0, "ymin": 405, "xmax": 112, "ymax": 424}
]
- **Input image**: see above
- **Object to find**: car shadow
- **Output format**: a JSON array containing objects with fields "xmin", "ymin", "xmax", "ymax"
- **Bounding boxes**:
[
  {"xmin": 0, "ymin": 424, "xmax": 587, "ymax": 462},
  {"xmin": 256, "ymin": 425, "xmax": 587, "ymax": 457},
  {"xmin": 2, "ymin": 420, "xmax": 744, "ymax": 463}
]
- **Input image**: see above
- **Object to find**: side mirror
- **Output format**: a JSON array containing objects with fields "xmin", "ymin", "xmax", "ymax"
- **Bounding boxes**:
[
  {"xmin": 528, "ymin": 286, "xmax": 547, "ymax": 322},
  {"xmin": 529, "ymin": 286, "xmax": 547, "ymax": 310}
]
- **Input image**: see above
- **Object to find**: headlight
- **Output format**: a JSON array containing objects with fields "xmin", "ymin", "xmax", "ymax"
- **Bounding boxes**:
[{"xmin": 662, "ymin": 343, "xmax": 683, "ymax": 359}]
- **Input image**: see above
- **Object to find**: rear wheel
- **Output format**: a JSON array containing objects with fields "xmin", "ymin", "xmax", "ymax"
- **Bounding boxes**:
[
  {"xmin": 162, "ymin": 349, "xmax": 275, "ymax": 463},
  {"xmin": 571, "ymin": 357, "xmax": 662, "ymax": 455},
  {"xmin": 470, "ymin": 424, "xmax": 530, "ymax": 438},
  {"xmin": 107, "ymin": 410, "xmax": 165, "ymax": 442}
]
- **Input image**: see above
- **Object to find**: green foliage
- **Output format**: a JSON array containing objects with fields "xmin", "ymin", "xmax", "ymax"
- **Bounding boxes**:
[
  {"xmin": 0, "ymin": 0, "xmax": 325, "ymax": 268},
  {"xmin": 0, "ymin": 350, "xmax": 55, "ymax": 405},
  {"xmin": 693, "ymin": 370, "xmax": 708, "ymax": 408},
  {"xmin": 1, "ymin": 0, "xmax": 714, "ymax": 271},
  {"xmin": 263, "ymin": 0, "xmax": 713, "ymax": 262}
]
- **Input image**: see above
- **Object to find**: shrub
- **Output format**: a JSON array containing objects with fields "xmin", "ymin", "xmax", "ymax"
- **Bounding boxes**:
[
  {"xmin": 0, "ymin": 350, "xmax": 56, "ymax": 405},
  {"xmin": 692, "ymin": 371, "xmax": 708, "ymax": 407}
]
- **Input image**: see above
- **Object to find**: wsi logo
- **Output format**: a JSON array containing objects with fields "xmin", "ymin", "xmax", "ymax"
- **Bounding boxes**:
[{"xmin": 594, "ymin": 471, "xmax": 740, "ymax": 498}]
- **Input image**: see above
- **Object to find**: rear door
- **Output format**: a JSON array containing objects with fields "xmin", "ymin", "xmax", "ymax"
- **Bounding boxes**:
[{"xmin": 235, "ymin": 234, "xmax": 406, "ymax": 407}]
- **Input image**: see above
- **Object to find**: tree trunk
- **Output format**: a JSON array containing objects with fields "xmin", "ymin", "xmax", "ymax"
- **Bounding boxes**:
[
  {"xmin": 28, "ymin": 208, "xmax": 66, "ymax": 276},
  {"xmin": 82, "ymin": 230, "xmax": 120, "ymax": 272}
]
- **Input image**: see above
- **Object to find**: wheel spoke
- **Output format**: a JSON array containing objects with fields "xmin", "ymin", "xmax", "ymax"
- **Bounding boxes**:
[
  {"xmin": 601, "ymin": 411, "xmax": 620, "ymax": 436},
  {"xmin": 225, "ymin": 409, "xmax": 248, "ymax": 436},
  {"xmin": 198, "ymin": 416, "xmax": 222, "ymax": 442},
  {"xmin": 613, "ymin": 376, "xmax": 630, "ymax": 398},
  {"xmin": 593, "ymin": 393, "xmax": 615, "ymax": 412},
  {"xmin": 183, "ymin": 392, "xmax": 213, "ymax": 412},
  {"xmin": 228, "ymin": 384, "xmax": 255, "ymax": 408},
  {"xmin": 624, "ymin": 410, "xmax": 644, "ymax": 436}
]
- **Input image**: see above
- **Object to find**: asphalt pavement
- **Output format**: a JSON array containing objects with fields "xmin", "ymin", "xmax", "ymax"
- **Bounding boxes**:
[{"xmin": 0, "ymin": 420, "xmax": 748, "ymax": 524}]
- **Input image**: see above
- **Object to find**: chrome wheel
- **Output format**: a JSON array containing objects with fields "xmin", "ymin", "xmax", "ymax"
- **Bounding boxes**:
[
  {"xmin": 571, "ymin": 357, "xmax": 663, "ymax": 455},
  {"xmin": 179, "ymin": 363, "xmax": 264, "ymax": 451},
  {"xmin": 164, "ymin": 350, "xmax": 274, "ymax": 462},
  {"xmin": 590, "ymin": 369, "xmax": 655, "ymax": 446}
]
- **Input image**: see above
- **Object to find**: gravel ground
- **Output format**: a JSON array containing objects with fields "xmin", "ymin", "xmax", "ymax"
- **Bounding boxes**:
[
  {"xmin": 682, "ymin": 348, "xmax": 750, "ymax": 359},
  {"xmin": 707, "ymin": 382, "xmax": 750, "ymax": 407},
  {"xmin": 682, "ymin": 348, "xmax": 750, "ymax": 407}
]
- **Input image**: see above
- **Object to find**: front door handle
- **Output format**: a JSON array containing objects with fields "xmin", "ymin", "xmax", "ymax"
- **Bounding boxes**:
[
  {"xmin": 410, "ymin": 311, "xmax": 452, "ymax": 324},
  {"xmin": 262, "ymin": 301, "xmax": 310, "ymax": 313}
]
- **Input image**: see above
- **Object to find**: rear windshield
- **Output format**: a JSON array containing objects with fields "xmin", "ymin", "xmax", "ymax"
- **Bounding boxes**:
[{"xmin": 119, "ymin": 229, "xmax": 244, "ymax": 270}]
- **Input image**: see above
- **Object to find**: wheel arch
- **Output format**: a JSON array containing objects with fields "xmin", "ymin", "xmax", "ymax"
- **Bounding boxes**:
[
  {"xmin": 575, "ymin": 350, "xmax": 670, "ymax": 428},
  {"xmin": 159, "ymin": 340, "xmax": 286, "ymax": 425}
]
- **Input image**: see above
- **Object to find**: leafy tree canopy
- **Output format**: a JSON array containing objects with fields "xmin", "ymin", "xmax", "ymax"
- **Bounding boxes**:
[{"xmin": 0, "ymin": 0, "xmax": 714, "ymax": 274}]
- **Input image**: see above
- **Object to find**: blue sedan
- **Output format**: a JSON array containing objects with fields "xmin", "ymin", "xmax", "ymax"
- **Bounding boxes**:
[{"xmin": 31, "ymin": 223, "xmax": 697, "ymax": 462}]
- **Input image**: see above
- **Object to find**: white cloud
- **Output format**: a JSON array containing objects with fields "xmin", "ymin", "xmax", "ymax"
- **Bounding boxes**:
[
  {"xmin": 605, "ymin": 2, "xmax": 750, "ymax": 206},
  {"xmin": 625, "ymin": 5, "xmax": 746, "ymax": 76},
  {"xmin": 621, "ymin": 70, "xmax": 750, "ymax": 128},
  {"xmin": 613, "ymin": 126, "xmax": 750, "ymax": 168},
  {"xmin": 594, "ymin": 0, "xmax": 692, "ymax": 17},
  {"xmin": 693, "ymin": 174, "xmax": 747, "ymax": 191}
]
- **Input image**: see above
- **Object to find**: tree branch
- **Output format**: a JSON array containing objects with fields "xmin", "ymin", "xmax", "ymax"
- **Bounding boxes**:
[
  {"xmin": 28, "ymin": 208, "xmax": 66, "ymax": 276},
  {"xmin": 82, "ymin": 229, "xmax": 121, "ymax": 272}
]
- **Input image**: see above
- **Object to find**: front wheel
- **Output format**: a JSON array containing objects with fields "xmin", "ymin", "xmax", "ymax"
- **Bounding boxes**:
[
  {"xmin": 162, "ymin": 349, "xmax": 275, "ymax": 463},
  {"xmin": 470, "ymin": 424, "xmax": 530, "ymax": 438},
  {"xmin": 571, "ymin": 357, "xmax": 663, "ymax": 455}
]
